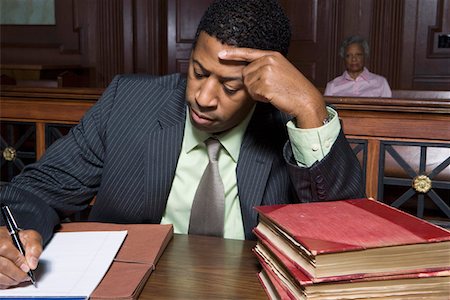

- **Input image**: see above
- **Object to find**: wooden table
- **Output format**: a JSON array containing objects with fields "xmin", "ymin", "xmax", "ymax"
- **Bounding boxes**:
[{"xmin": 139, "ymin": 234, "xmax": 267, "ymax": 299}]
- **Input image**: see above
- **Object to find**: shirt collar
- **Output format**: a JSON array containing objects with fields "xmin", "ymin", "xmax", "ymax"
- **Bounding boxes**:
[
  {"xmin": 183, "ymin": 105, "xmax": 256, "ymax": 162},
  {"xmin": 343, "ymin": 67, "xmax": 372, "ymax": 82}
]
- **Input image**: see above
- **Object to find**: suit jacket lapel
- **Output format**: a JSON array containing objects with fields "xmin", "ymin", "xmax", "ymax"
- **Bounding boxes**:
[
  {"xmin": 144, "ymin": 88, "xmax": 186, "ymax": 223},
  {"xmin": 237, "ymin": 137, "xmax": 274, "ymax": 208},
  {"xmin": 237, "ymin": 104, "xmax": 278, "ymax": 235}
]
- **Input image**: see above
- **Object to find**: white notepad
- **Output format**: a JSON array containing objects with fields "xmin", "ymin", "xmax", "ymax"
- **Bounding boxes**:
[{"xmin": 0, "ymin": 230, "xmax": 127, "ymax": 298}]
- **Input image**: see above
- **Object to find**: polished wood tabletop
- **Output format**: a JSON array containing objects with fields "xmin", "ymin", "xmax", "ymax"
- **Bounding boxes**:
[{"xmin": 139, "ymin": 234, "xmax": 267, "ymax": 299}]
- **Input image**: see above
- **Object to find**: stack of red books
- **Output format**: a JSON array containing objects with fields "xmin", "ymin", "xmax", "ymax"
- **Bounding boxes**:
[{"xmin": 253, "ymin": 198, "xmax": 450, "ymax": 300}]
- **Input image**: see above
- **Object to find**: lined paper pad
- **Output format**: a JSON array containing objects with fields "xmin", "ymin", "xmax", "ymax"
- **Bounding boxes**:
[{"xmin": 0, "ymin": 231, "xmax": 127, "ymax": 298}]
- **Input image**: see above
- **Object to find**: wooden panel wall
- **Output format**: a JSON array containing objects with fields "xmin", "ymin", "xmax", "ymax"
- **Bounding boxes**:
[
  {"xmin": 94, "ymin": 0, "xmax": 163, "ymax": 86},
  {"xmin": 95, "ymin": 0, "xmax": 126, "ymax": 87},
  {"xmin": 1, "ymin": 0, "xmax": 449, "ymax": 89},
  {"xmin": 164, "ymin": 0, "xmax": 213, "ymax": 74},
  {"xmin": 405, "ymin": 0, "xmax": 450, "ymax": 90},
  {"xmin": 281, "ymin": 0, "xmax": 334, "ymax": 85},
  {"xmin": 1, "ymin": 0, "xmax": 87, "ymax": 65},
  {"xmin": 369, "ymin": 1, "xmax": 404, "ymax": 89},
  {"xmin": 0, "ymin": 0, "xmax": 164, "ymax": 88},
  {"xmin": 146, "ymin": 0, "xmax": 450, "ymax": 90}
]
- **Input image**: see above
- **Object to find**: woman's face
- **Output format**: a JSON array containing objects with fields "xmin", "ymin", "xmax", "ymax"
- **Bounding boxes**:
[{"xmin": 344, "ymin": 43, "xmax": 365, "ymax": 74}]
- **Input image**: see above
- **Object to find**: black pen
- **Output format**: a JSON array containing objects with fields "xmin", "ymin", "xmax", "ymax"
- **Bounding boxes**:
[{"xmin": 0, "ymin": 203, "xmax": 37, "ymax": 287}]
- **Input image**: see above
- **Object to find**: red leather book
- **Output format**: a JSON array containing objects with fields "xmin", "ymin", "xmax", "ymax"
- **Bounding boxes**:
[
  {"xmin": 257, "ymin": 269, "xmax": 294, "ymax": 300},
  {"xmin": 254, "ymin": 239, "xmax": 450, "ymax": 300},
  {"xmin": 253, "ymin": 198, "xmax": 450, "ymax": 279}
]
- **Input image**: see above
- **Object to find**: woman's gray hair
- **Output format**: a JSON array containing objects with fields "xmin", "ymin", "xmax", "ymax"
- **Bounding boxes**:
[{"xmin": 339, "ymin": 35, "xmax": 370, "ymax": 58}]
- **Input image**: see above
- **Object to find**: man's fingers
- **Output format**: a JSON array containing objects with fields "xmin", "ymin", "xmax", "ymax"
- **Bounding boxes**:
[
  {"xmin": 0, "ymin": 228, "xmax": 41, "ymax": 289},
  {"xmin": 0, "ymin": 228, "xmax": 42, "ymax": 271},
  {"xmin": 0, "ymin": 229, "xmax": 27, "ymax": 269},
  {"xmin": 0, "ymin": 256, "xmax": 30, "ymax": 288},
  {"xmin": 19, "ymin": 230, "xmax": 42, "ymax": 270},
  {"xmin": 218, "ymin": 48, "xmax": 269, "ymax": 62}
]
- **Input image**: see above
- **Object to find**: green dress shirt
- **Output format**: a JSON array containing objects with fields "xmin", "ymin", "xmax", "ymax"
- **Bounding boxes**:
[{"xmin": 161, "ymin": 106, "xmax": 340, "ymax": 239}]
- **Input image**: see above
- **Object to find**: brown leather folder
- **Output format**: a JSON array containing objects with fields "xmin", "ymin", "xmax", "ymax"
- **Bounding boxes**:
[{"xmin": 60, "ymin": 222, "xmax": 174, "ymax": 300}]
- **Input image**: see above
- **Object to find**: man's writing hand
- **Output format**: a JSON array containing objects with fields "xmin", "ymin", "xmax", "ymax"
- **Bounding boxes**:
[
  {"xmin": 218, "ymin": 48, "xmax": 328, "ymax": 128},
  {"xmin": 0, "ymin": 227, "xmax": 42, "ymax": 289}
]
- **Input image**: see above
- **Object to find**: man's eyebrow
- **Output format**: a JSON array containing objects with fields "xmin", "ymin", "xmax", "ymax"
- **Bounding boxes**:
[
  {"xmin": 193, "ymin": 59, "xmax": 210, "ymax": 74},
  {"xmin": 192, "ymin": 59, "xmax": 243, "ymax": 83}
]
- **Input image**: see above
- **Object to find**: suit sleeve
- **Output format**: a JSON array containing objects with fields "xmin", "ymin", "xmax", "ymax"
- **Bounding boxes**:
[
  {"xmin": 283, "ymin": 129, "xmax": 366, "ymax": 202},
  {"xmin": 0, "ymin": 76, "xmax": 122, "ymax": 244}
]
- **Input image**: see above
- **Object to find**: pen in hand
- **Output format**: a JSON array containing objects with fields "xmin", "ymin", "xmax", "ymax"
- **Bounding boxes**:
[{"xmin": 0, "ymin": 203, "xmax": 37, "ymax": 287}]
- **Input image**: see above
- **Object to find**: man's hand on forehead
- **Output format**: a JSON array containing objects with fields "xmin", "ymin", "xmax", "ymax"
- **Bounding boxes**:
[
  {"xmin": 218, "ymin": 47, "xmax": 327, "ymax": 129},
  {"xmin": 218, "ymin": 48, "xmax": 271, "ymax": 62}
]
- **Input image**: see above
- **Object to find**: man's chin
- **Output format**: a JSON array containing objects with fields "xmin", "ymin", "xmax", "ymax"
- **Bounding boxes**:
[
  {"xmin": 191, "ymin": 120, "xmax": 229, "ymax": 135},
  {"xmin": 192, "ymin": 123, "xmax": 222, "ymax": 134}
]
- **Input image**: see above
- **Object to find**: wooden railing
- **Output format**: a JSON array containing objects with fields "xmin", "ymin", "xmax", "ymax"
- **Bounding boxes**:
[
  {"xmin": 391, "ymin": 90, "xmax": 450, "ymax": 99},
  {"xmin": 0, "ymin": 86, "xmax": 102, "ymax": 159},
  {"xmin": 325, "ymin": 96, "xmax": 450, "ymax": 196},
  {"xmin": 1, "ymin": 86, "xmax": 449, "ymax": 223},
  {"xmin": 325, "ymin": 95, "xmax": 450, "ymax": 225}
]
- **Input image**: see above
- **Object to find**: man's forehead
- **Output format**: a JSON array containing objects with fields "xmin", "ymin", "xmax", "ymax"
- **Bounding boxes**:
[{"xmin": 191, "ymin": 56, "xmax": 244, "ymax": 82}]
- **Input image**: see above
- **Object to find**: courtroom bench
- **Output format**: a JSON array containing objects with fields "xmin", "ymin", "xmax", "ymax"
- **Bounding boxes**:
[{"xmin": 1, "ymin": 86, "xmax": 449, "ymax": 226}]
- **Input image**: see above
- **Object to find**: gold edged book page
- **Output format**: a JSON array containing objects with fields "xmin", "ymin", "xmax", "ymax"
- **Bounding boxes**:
[
  {"xmin": 60, "ymin": 222, "xmax": 174, "ymax": 300},
  {"xmin": 254, "ymin": 241, "xmax": 450, "ymax": 300},
  {"xmin": 257, "ymin": 270, "xmax": 293, "ymax": 300}
]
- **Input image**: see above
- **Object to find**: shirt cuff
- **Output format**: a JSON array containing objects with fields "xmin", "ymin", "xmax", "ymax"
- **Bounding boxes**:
[{"xmin": 287, "ymin": 107, "xmax": 341, "ymax": 167}]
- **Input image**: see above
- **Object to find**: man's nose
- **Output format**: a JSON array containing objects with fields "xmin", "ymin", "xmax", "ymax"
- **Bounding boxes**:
[{"xmin": 196, "ymin": 77, "xmax": 219, "ymax": 107}]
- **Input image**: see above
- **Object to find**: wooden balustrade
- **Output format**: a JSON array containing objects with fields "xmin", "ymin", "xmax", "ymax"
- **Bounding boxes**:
[
  {"xmin": 1, "ymin": 86, "xmax": 449, "ymax": 224},
  {"xmin": 325, "ymin": 96, "xmax": 450, "ymax": 196},
  {"xmin": 0, "ymin": 86, "xmax": 102, "ymax": 159}
]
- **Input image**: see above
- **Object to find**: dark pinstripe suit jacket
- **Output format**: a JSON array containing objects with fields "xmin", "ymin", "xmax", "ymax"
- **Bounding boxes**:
[{"xmin": 1, "ymin": 74, "xmax": 364, "ymax": 242}]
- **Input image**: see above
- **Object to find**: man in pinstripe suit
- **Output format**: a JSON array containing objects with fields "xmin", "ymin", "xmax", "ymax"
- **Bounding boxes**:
[{"xmin": 0, "ymin": 0, "xmax": 364, "ymax": 288}]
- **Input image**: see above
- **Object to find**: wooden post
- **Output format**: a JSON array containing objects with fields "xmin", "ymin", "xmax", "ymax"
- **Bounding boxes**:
[{"xmin": 35, "ymin": 122, "xmax": 46, "ymax": 159}]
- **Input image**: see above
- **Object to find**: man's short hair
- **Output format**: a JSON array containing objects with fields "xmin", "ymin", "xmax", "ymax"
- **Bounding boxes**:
[
  {"xmin": 339, "ymin": 35, "xmax": 370, "ymax": 58},
  {"xmin": 193, "ymin": 0, "xmax": 291, "ymax": 56}
]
